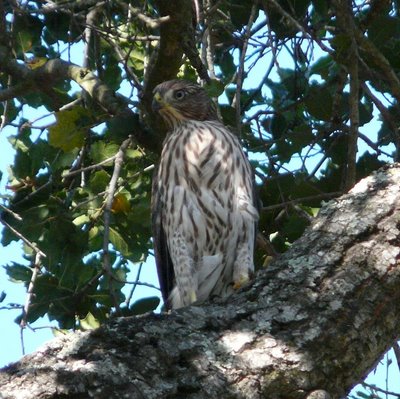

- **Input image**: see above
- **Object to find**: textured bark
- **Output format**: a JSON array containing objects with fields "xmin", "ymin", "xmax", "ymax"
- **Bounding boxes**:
[{"xmin": 1, "ymin": 164, "xmax": 400, "ymax": 399}]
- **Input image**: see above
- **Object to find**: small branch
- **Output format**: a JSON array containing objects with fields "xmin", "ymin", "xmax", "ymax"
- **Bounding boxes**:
[
  {"xmin": 262, "ymin": 0, "xmax": 333, "ymax": 54},
  {"xmin": 20, "ymin": 252, "xmax": 43, "ymax": 330},
  {"xmin": 62, "ymin": 155, "xmax": 117, "ymax": 179},
  {"xmin": 332, "ymin": 0, "xmax": 359, "ymax": 190},
  {"xmin": 234, "ymin": 2, "xmax": 258, "ymax": 135},
  {"xmin": 102, "ymin": 136, "xmax": 133, "ymax": 312},
  {"xmin": 104, "ymin": 35, "xmax": 143, "ymax": 91},
  {"xmin": 102, "ymin": 136, "xmax": 133, "ymax": 272},
  {"xmin": 358, "ymin": 132, "xmax": 392, "ymax": 158},
  {"xmin": 362, "ymin": 382, "xmax": 400, "ymax": 398},
  {"xmin": 0, "ymin": 303, "xmax": 23, "ymax": 310},
  {"xmin": 362, "ymin": 82, "xmax": 400, "ymax": 160},
  {"xmin": 129, "ymin": 5, "xmax": 171, "ymax": 29},
  {"xmin": 0, "ymin": 204, "xmax": 22, "ymax": 220},
  {"xmin": 345, "ymin": 43, "xmax": 359, "ymax": 190},
  {"xmin": 201, "ymin": 1, "xmax": 216, "ymax": 80},
  {"xmin": 0, "ymin": 81, "xmax": 33, "ymax": 102},
  {"xmin": 262, "ymin": 192, "xmax": 342, "ymax": 212},
  {"xmin": 393, "ymin": 341, "xmax": 400, "ymax": 374},
  {"xmin": 0, "ymin": 219, "xmax": 46, "ymax": 258},
  {"xmin": 125, "ymin": 281, "xmax": 160, "ymax": 291}
]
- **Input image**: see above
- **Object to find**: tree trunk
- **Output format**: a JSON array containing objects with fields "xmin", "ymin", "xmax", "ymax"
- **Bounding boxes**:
[{"xmin": 1, "ymin": 164, "xmax": 400, "ymax": 399}]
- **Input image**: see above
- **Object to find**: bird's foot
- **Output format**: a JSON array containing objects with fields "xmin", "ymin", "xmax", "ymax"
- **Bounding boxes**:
[{"xmin": 233, "ymin": 275, "xmax": 250, "ymax": 290}]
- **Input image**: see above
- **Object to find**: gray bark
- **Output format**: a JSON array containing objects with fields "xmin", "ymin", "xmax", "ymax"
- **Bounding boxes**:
[{"xmin": 1, "ymin": 164, "xmax": 400, "ymax": 399}]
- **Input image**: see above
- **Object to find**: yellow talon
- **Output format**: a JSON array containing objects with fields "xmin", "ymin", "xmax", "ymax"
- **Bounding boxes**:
[
  {"xmin": 190, "ymin": 291, "xmax": 197, "ymax": 303},
  {"xmin": 233, "ymin": 275, "xmax": 249, "ymax": 290}
]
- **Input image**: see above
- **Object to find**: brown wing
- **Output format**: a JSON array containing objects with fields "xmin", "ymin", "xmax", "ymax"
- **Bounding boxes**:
[{"xmin": 151, "ymin": 165, "xmax": 174, "ymax": 309}]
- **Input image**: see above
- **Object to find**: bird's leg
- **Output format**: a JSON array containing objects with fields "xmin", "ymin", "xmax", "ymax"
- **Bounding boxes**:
[
  {"xmin": 232, "ymin": 242, "xmax": 254, "ymax": 290},
  {"xmin": 169, "ymin": 230, "xmax": 198, "ymax": 307}
]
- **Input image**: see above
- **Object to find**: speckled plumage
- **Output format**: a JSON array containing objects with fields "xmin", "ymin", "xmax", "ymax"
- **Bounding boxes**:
[{"xmin": 151, "ymin": 80, "xmax": 258, "ymax": 309}]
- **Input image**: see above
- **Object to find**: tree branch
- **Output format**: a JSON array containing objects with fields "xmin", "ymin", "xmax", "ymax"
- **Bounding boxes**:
[
  {"xmin": 0, "ymin": 45, "xmax": 160, "ymax": 151},
  {"xmin": 2, "ymin": 164, "xmax": 400, "ymax": 398},
  {"xmin": 332, "ymin": 0, "xmax": 360, "ymax": 190}
]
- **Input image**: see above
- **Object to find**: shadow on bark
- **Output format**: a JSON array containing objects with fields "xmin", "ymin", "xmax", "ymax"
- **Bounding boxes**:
[{"xmin": 1, "ymin": 165, "xmax": 400, "ymax": 398}]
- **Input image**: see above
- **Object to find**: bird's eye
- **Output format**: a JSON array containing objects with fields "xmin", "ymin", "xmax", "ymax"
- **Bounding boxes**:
[{"xmin": 174, "ymin": 90, "xmax": 185, "ymax": 100}]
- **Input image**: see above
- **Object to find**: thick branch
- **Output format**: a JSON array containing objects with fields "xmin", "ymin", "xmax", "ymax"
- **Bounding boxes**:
[
  {"xmin": 140, "ymin": 0, "xmax": 197, "ymax": 144},
  {"xmin": 0, "ymin": 45, "xmax": 158, "ymax": 151},
  {"xmin": 142, "ymin": 0, "xmax": 194, "ymax": 107},
  {"xmin": 2, "ymin": 164, "xmax": 400, "ymax": 398}
]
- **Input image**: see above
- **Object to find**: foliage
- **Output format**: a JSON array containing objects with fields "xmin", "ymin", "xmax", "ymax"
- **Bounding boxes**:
[{"xmin": 0, "ymin": 2, "xmax": 399, "ymax": 393}]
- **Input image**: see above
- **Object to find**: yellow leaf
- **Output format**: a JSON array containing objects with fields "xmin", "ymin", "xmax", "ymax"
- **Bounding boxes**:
[
  {"xmin": 49, "ymin": 107, "xmax": 90, "ymax": 151},
  {"xmin": 26, "ymin": 57, "xmax": 48, "ymax": 70},
  {"xmin": 112, "ymin": 193, "xmax": 131, "ymax": 214},
  {"xmin": 80, "ymin": 312, "xmax": 100, "ymax": 331}
]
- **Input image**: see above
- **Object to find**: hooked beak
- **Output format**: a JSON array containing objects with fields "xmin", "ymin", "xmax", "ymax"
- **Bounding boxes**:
[{"xmin": 152, "ymin": 92, "xmax": 163, "ymax": 113}]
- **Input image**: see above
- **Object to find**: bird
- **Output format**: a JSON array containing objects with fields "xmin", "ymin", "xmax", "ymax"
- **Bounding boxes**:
[{"xmin": 151, "ymin": 79, "xmax": 259, "ymax": 309}]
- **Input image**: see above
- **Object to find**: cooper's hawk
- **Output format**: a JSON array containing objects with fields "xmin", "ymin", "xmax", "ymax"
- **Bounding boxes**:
[{"xmin": 151, "ymin": 79, "xmax": 258, "ymax": 309}]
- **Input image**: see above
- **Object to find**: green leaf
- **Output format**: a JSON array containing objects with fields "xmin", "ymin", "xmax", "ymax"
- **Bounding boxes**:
[
  {"xmin": 215, "ymin": 50, "xmax": 236, "ymax": 78},
  {"xmin": 43, "ymin": 12, "xmax": 71, "ymax": 44},
  {"xmin": 106, "ymin": 113, "xmax": 140, "ymax": 142},
  {"xmin": 330, "ymin": 33, "xmax": 352, "ymax": 61},
  {"xmin": 0, "ymin": 291, "xmax": 6, "ymax": 303},
  {"xmin": 13, "ymin": 15, "xmax": 43, "ymax": 55},
  {"xmin": 271, "ymin": 114, "xmax": 288, "ymax": 139},
  {"xmin": 205, "ymin": 79, "xmax": 225, "ymax": 98},
  {"xmin": 310, "ymin": 56, "xmax": 335, "ymax": 80},
  {"xmin": 368, "ymin": 15, "xmax": 400, "ymax": 46},
  {"xmin": 282, "ymin": 214, "xmax": 309, "ymax": 242},
  {"xmin": 230, "ymin": 0, "xmax": 255, "ymax": 29},
  {"xmin": 5, "ymin": 263, "xmax": 32, "ymax": 282},
  {"xmin": 109, "ymin": 227, "xmax": 131, "ymax": 257},
  {"xmin": 49, "ymin": 107, "xmax": 92, "ymax": 151},
  {"xmin": 90, "ymin": 142, "xmax": 119, "ymax": 164},
  {"xmin": 289, "ymin": 124, "xmax": 314, "ymax": 150},
  {"xmin": 130, "ymin": 296, "xmax": 160, "ymax": 315},
  {"xmin": 305, "ymin": 85, "xmax": 333, "ymax": 121},
  {"xmin": 89, "ymin": 170, "xmax": 110, "ymax": 194}
]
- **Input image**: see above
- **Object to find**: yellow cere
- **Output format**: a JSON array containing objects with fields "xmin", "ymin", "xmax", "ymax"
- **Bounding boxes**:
[{"xmin": 154, "ymin": 92, "xmax": 162, "ymax": 102}]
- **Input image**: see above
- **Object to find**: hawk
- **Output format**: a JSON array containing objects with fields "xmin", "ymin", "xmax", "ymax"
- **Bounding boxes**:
[{"xmin": 151, "ymin": 79, "xmax": 258, "ymax": 309}]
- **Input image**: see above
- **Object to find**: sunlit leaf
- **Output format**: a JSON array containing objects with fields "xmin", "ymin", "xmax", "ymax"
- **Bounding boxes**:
[
  {"xmin": 80, "ymin": 312, "xmax": 101, "ymax": 330},
  {"xmin": 49, "ymin": 107, "xmax": 92, "ymax": 151},
  {"xmin": 109, "ymin": 227, "xmax": 131, "ymax": 257}
]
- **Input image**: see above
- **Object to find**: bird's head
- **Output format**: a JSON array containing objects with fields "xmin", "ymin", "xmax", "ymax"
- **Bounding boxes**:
[{"xmin": 152, "ymin": 80, "xmax": 219, "ymax": 128}]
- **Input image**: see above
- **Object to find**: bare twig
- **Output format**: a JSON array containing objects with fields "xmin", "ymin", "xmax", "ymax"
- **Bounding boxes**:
[
  {"xmin": 20, "ymin": 252, "xmax": 43, "ymax": 330},
  {"xmin": 262, "ymin": 0, "xmax": 333, "ymax": 54},
  {"xmin": 262, "ymin": 191, "xmax": 342, "ymax": 212},
  {"xmin": 0, "ymin": 219, "xmax": 46, "ymax": 258},
  {"xmin": 125, "ymin": 281, "xmax": 160, "ymax": 290},
  {"xmin": 359, "ymin": 132, "xmax": 392, "ymax": 158},
  {"xmin": 362, "ymin": 381, "xmax": 400, "ymax": 398},
  {"xmin": 125, "ymin": 262, "xmax": 143, "ymax": 306},
  {"xmin": 102, "ymin": 136, "xmax": 133, "ymax": 312},
  {"xmin": 362, "ymin": 82, "xmax": 400, "ymax": 160},
  {"xmin": 129, "ymin": 5, "xmax": 170, "ymax": 29},
  {"xmin": 234, "ymin": 2, "xmax": 258, "ymax": 136},
  {"xmin": 104, "ymin": 36, "xmax": 143, "ymax": 91},
  {"xmin": 393, "ymin": 341, "xmax": 400, "ymax": 374},
  {"xmin": 0, "ymin": 204, "xmax": 22, "ymax": 220},
  {"xmin": 103, "ymin": 136, "xmax": 133, "ymax": 272},
  {"xmin": 345, "ymin": 51, "xmax": 359, "ymax": 190},
  {"xmin": 62, "ymin": 155, "xmax": 117, "ymax": 179}
]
